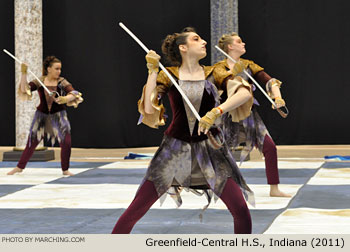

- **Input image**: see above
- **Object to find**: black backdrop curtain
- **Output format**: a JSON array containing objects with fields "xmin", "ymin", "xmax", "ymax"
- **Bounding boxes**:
[
  {"xmin": 1, "ymin": 0, "xmax": 349, "ymax": 147},
  {"xmin": 0, "ymin": 0, "xmax": 15, "ymax": 146},
  {"xmin": 238, "ymin": 0, "xmax": 350, "ymax": 145},
  {"xmin": 42, "ymin": 0, "xmax": 211, "ymax": 147}
]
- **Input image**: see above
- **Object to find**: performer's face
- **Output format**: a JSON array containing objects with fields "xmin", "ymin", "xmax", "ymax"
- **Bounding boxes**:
[
  {"xmin": 228, "ymin": 36, "xmax": 246, "ymax": 56},
  {"xmin": 47, "ymin": 62, "xmax": 62, "ymax": 79},
  {"xmin": 181, "ymin": 32, "xmax": 207, "ymax": 59}
]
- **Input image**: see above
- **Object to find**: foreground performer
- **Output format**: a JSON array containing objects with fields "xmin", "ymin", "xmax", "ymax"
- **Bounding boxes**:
[
  {"xmin": 112, "ymin": 27, "xmax": 255, "ymax": 234},
  {"xmin": 7, "ymin": 56, "xmax": 83, "ymax": 176},
  {"xmin": 214, "ymin": 32, "xmax": 290, "ymax": 197}
]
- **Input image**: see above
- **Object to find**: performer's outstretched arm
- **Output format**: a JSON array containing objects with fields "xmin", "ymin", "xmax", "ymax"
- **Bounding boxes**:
[
  {"xmin": 219, "ymin": 85, "xmax": 251, "ymax": 114},
  {"xmin": 198, "ymin": 81, "xmax": 253, "ymax": 135}
]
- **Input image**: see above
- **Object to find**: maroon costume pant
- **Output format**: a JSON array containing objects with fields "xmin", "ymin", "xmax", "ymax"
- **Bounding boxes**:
[
  {"xmin": 112, "ymin": 178, "xmax": 252, "ymax": 234},
  {"xmin": 262, "ymin": 135, "xmax": 280, "ymax": 185},
  {"xmin": 17, "ymin": 133, "xmax": 72, "ymax": 171}
]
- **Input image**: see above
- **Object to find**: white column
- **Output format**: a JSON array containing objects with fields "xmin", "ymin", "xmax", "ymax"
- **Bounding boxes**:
[
  {"xmin": 210, "ymin": 0, "xmax": 238, "ymax": 64},
  {"xmin": 14, "ymin": 0, "xmax": 42, "ymax": 149}
]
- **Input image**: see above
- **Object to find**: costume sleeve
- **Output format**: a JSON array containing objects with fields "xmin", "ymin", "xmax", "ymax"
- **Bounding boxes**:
[
  {"xmin": 212, "ymin": 62, "xmax": 253, "ymax": 122},
  {"xmin": 137, "ymin": 70, "xmax": 170, "ymax": 128},
  {"xmin": 244, "ymin": 59, "xmax": 264, "ymax": 75},
  {"xmin": 226, "ymin": 76, "xmax": 254, "ymax": 122},
  {"xmin": 253, "ymin": 70, "xmax": 282, "ymax": 99},
  {"xmin": 60, "ymin": 79, "xmax": 84, "ymax": 108},
  {"xmin": 212, "ymin": 62, "xmax": 231, "ymax": 90},
  {"xmin": 17, "ymin": 78, "xmax": 40, "ymax": 101}
]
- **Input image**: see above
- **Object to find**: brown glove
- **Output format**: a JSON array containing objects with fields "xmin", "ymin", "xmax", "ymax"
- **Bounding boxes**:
[
  {"xmin": 145, "ymin": 50, "xmax": 160, "ymax": 74},
  {"xmin": 231, "ymin": 60, "xmax": 245, "ymax": 76},
  {"xmin": 198, "ymin": 107, "xmax": 222, "ymax": 134},
  {"xmin": 272, "ymin": 97, "xmax": 285, "ymax": 109},
  {"xmin": 55, "ymin": 96, "xmax": 69, "ymax": 104},
  {"xmin": 21, "ymin": 63, "xmax": 28, "ymax": 73}
]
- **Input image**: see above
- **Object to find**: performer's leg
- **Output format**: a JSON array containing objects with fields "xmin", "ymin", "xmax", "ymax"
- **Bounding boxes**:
[
  {"xmin": 262, "ymin": 135, "xmax": 290, "ymax": 197},
  {"xmin": 7, "ymin": 137, "xmax": 41, "ymax": 175},
  {"xmin": 219, "ymin": 178, "xmax": 252, "ymax": 234},
  {"xmin": 112, "ymin": 180, "xmax": 160, "ymax": 234},
  {"xmin": 60, "ymin": 133, "xmax": 73, "ymax": 176},
  {"xmin": 262, "ymin": 135, "xmax": 279, "ymax": 184}
]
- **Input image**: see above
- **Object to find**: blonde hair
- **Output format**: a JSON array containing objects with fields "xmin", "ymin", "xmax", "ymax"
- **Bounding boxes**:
[{"xmin": 218, "ymin": 32, "xmax": 238, "ymax": 53}]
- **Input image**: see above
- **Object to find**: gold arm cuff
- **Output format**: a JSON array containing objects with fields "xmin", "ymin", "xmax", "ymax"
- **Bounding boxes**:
[
  {"xmin": 227, "ymin": 76, "xmax": 253, "ymax": 122},
  {"xmin": 265, "ymin": 78, "xmax": 282, "ymax": 98},
  {"xmin": 66, "ymin": 92, "xmax": 84, "ymax": 108},
  {"xmin": 137, "ymin": 85, "xmax": 165, "ymax": 129}
]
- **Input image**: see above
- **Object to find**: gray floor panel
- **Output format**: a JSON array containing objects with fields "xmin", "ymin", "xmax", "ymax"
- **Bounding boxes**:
[
  {"xmin": 321, "ymin": 162, "xmax": 350, "ymax": 169},
  {"xmin": 288, "ymin": 184, "xmax": 350, "ymax": 209},
  {"xmin": 47, "ymin": 168, "xmax": 146, "ymax": 184},
  {"xmin": 0, "ymin": 185, "xmax": 33, "ymax": 197}
]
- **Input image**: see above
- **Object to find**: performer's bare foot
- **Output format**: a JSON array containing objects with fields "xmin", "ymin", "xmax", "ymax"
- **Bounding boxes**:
[
  {"xmin": 7, "ymin": 167, "xmax": 23, "ymax": 175},
  {"xmin": 269, "ymin": 184, "xmax": 291, "ymax": 197},
  {"xmin": 62, "ymin": 170, "xmax": 74, "ymax": 176}
]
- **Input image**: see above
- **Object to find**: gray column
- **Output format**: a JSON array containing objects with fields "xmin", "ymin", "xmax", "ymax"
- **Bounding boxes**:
[
  {"xmin": 15, "ymin": 0, "xmax": 42, "ymax": 149},
  {"xmin": 210, "ymin": 0, "xmax": 238, "ymax": 64}
]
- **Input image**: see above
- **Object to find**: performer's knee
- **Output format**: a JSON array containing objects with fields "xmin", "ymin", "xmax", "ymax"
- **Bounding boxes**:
[
  {"xmin": 263, "ymin": 135, "xmax": 276, "ymax": 153},
  {"xmin": 61, "ymin": 133, "xmax": 71, "ymax": 147}
]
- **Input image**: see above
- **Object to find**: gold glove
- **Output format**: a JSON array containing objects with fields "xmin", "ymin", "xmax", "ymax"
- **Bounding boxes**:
[
  {"xmin": 55, "ymin": 96, "xmax": 69, "ymax": 104},
  {"xmin": 198, "ymin": 107, "xmax": 222, "ymax": 133},
  {"xmin": 21, "ymin": 63, "xmax": 28, "ymax": 73},
  {"xmin": 231, "ymin": 60, "xmax": 245, "ymax": 76},
  {"xmin": 145, "ymin": 50, "xmax": 160, "ymax": 74},
  {"xmin": 272, "ymin": 97, "xmax": 285, "ymax": 109}
]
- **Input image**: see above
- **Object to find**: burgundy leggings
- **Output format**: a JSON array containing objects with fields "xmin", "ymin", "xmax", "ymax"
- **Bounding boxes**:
[
  {"xmin": 112, "ymin": 178, "xmax": 252, "ymax": 234},
  {"xmin": 17, "ymin": 133, "xmax": 72, "ymax": 171},
  {"xmin": 262, "ymin": 135, "xmax": 280, "ymax": 185}
]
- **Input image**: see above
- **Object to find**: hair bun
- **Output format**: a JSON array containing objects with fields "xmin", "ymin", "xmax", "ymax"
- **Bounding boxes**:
[{"xmin": 42, "ymin": 55, "xmax": 61, "ymax": 75}]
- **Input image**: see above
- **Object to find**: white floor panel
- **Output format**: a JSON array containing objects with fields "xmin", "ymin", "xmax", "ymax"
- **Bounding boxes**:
[
  {"xmin": 264, "ymin": 208, "xmax": 350, "ymax": 234},
  {"xmin": 308, "ymin": 168, "xmax": 350, "ymax": 185},
  {"xmin": 0, "ymin": 168, "xmax": 91, "ymax": 185}
]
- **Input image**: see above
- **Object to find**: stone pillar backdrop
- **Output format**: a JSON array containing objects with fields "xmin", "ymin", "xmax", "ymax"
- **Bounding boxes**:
[
  {"xmin": 3, "ymin": 0, "xmax": 54, "ymax": 161},
  {"xmin": 210, "ymin": 0, "xmax": 247, "ymax": 160},
  {"xmin": 210, "ymin": 0, "xmax": 238, "ymax": 64},
  {"xmin": 14, "ymin": 0, "xmax": 42, "ymax": 149}
]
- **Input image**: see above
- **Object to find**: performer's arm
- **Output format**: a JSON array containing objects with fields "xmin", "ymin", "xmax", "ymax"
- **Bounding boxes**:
[
  {"xmin": 143, "ymin": 50, "xmax": 160, "ymax": 114},
  {"xmin": 144, "ymin": 71, "xmax": 158, "ymax": 114},
  {"xmin": 55, "ymin": 79, "xmax": 84, "ymax": 108},
  {"xmin": 137, "ymin": 50, "xmax": 166, "ymax": 128},
  {"xmin": 199, "ymin": 77, "xmax": 253, "ymax": 134},
  {"xmin": 19, "ymin": 74, "xmax": 29, "ymax": 94},
  {"xmin": 56, "ymin": 93, "xmax": 76, "ymax": 104},
  {"xmin": 254, "ymin": 70, "xmax": 285, "ymax": 108},
  {"xmin": 219, "ymin": 86, "xmax": 252, "ymax": 113},
  {"xmin": 17, "ymin": 63, "xmax": 35, "ymax": 100}
]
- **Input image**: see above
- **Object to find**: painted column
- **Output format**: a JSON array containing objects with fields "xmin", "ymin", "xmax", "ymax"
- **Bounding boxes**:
[
  {"xmin": 14, "ymin": 0, "xmax": 42, "ymax": 149},
  {"xmin": 210, "ymin": 0, "xmax": 238, "ymax": 64}
]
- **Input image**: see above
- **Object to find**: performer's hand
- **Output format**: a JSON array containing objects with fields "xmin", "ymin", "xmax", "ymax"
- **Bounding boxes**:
[
  {"xmin": 198, "ymin": 107, "xmax": 222, "ymax": 135},
  {"xmin": 21, "ymin": 63, "xmax": 28, "ymax": 74},
  {"xmin": 145, "ymin": 50, "xmax": 160, "ymax": 74},
  {"xmin": 272, "ymin": 97, "xmax": 285, "ymax": 109},
  {"xmin": 55, "ymin": 96, "xmax": 69, "ymax": 104},
  {"xmin": 231, "ymin": 61, "xmax": 245, "ymax": 76}
]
